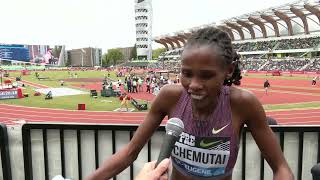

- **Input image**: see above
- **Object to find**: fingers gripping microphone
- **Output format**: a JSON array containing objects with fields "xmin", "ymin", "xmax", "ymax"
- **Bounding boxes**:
[{"xmin": 155, "ymin": 118, "xmax": 184, "ymax": 167}]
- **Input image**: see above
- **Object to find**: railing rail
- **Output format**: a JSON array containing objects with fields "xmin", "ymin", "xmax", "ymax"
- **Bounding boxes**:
[
  {"xmin": 1, "ymin": 123, "xmax": 315, "ymax": 180},
  {"xmin": 0, "ymin": 123, "xmax": 12, "ymax": 180}
]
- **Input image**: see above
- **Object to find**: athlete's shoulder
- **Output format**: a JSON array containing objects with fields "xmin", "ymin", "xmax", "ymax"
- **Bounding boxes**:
[
  {"xmin": 229, "ymin": 86, "xmax": 263, "ymax": 120},
  {"xmin": 152, "ymin": 84, "xmax": 184, "ymax": 112},
  {"xmin": 158, "ymin": 84, "xmax": 184, "ymax": 99},
  {"xmin": 229, "ymin": 86, "xmax": 260, "ymax": 109}
]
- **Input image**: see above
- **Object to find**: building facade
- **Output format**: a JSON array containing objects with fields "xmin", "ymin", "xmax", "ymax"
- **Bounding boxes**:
[
  {"xmin": 67, "ymin": 47, "xmax": 102, "ymax": 67},
  {"xmin": 117, "ymin": 47, "xmax": 134, "ymax": 61},
  {"xmin": 134, "ymin": 0, "xmax": 152, "ymax": 60}
]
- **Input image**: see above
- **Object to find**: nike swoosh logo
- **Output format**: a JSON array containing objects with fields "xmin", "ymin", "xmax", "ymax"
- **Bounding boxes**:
[
  {"xmin": 200, "ymin": 140, "xmax": 221, "ymax": 148},
  {"xmin": 212, "ymin": 123, "xmax": 230, "ymax": 134}
]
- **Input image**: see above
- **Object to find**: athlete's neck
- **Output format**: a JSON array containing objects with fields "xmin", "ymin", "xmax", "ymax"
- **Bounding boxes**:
[{"xmin": 191, "ymin": 99, "xmax": 217, "ymax": 121}]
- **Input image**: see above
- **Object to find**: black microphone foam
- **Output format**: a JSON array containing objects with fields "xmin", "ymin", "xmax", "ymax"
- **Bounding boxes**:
[{"xmin": 155, "ymin": 117, "xmax": 184, "ymax": 167}]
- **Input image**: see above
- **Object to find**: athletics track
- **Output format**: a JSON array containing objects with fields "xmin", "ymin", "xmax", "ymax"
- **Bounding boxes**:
[{"xmin": 0, "ymin": 76, "xmax": 319, "ymax": 125}]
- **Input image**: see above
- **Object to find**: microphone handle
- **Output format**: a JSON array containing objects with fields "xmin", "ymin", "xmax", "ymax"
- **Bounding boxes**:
[{"xmin": 155, "ymin": 134, "xmax": 179, "ymax": 167}]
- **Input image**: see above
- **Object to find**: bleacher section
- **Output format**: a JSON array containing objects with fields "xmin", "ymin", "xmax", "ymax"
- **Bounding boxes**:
[
  {"xmin": 234, "ymin": 36, "xmax": 320, "ymax": 52},
  {"xmin": 242, "ymin": 59, "xmax": 268, "ymax": 71},
  {"xmin": 153, "ymin": 35, "xmax": 320, "ymax": 73},
  {"xmin": 158, "ymin": 48, "xmax": 183, "ymax": 61},
  {"xmin": 305, "ymin": 59, "xmax": 320, "ymax": 71},
  {"xmin": 276, "ymin": 37, "xmax": 320, "ymax": 50},
  {"xmin": 261, "ymin": 59, "xmax": 311, "ymax": 71}
]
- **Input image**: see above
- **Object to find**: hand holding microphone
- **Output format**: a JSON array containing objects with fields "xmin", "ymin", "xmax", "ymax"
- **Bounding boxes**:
[
  {"xmin": 135, "ymin": 118, "xmax": 183, "ymax": 180},
  {"xmin": 155, "ymin": 117, "xmax": 184, "ymax": 167},
  {"xmin": 135, "ymin": 158, "xmax": 171, "ymax": 180}
]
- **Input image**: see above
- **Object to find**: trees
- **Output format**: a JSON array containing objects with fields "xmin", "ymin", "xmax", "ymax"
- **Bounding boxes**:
[
  {"xmin": 130, "ymin": 44, "xmax": 137, "ymax": 60},
  {"xmin": 104, "ymin": 49, "xmax": 124, "ymax": 66},
  {"xmin": 152, "ymin": 48, "xmax": 166, "ymax": 59},
  {"xmin": 52, "ymin": 46, "xmax": 62, "ymax": 58},
  {"xmin": 101, "ymin": 53, "xmax": 110, "ymax": 67}
]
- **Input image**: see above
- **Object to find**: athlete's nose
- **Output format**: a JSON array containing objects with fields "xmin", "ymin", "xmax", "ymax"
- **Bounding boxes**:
[{"xmin": 189, "ymin": 77, "xmax": 203, "ymax": 91}]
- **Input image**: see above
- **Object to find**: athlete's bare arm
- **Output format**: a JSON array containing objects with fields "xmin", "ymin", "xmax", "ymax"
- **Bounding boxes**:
[
  {"xmin": 231, "ymin": 87, "xmax": 294, "ymax": 180},
  {"xmin": 86, "ymin": 84, "xmax": 181, "ymax": 180}
]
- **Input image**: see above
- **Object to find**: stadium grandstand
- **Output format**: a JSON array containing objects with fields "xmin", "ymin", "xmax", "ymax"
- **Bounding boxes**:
[{"xmin": 152, "ymin": 0, "xmax": 320, "ymax": 73}]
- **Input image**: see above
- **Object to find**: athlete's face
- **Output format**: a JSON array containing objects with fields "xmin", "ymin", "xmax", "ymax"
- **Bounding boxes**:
[{"xmin": 180, "ymin": 45, "xmax": 233, "ymax": 109}]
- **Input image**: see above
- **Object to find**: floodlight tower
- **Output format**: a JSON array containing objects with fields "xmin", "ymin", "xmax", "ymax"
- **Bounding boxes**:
[{"xmin": 134, "ymin": 0, "xmax": 153, "ymax": 60}]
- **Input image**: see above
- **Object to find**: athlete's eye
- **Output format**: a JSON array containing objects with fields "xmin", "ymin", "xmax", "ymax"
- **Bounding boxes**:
[
  {"xmin": 199, "ymin": 72, "xmax": 215, "ymax": 80},
  {"xmin": 199, "ymin": 71, "xmax": 216, "ymax": 80},
  {"xmin": 181, "ymin": 70, "xmax": 193, "ymax": 78}
]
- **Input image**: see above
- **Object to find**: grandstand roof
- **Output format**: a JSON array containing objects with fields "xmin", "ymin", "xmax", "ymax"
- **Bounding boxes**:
[{"xmin": 154, "ymin": 0, "xmax": 320, "ymax": 50}]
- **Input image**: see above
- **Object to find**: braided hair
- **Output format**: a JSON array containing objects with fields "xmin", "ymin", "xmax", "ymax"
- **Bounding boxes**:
[{"xmin": 184, "ymin": 27, "xmax": 242, "ymax": 86}]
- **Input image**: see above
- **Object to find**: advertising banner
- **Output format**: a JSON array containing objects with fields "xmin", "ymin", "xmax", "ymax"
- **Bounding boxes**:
[
  {"xmin": 0, "ymin": 43, "xmax": 64, "ymax": 65},
  {"xmin": 0, "ymin": 89, "xmax": 19, "ymax": 100}
]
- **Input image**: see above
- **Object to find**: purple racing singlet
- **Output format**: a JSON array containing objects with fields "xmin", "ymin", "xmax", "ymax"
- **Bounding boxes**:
[{"xmin": 170, "ymin": 86, "xmax": 240, "ymax": 179}]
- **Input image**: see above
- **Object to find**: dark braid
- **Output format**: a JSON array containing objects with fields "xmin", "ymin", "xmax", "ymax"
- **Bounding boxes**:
[
  {"xmin": 184, "ymin": 27, "xmax": 242, "ymax": 86},
  {"xmin": 224, "ymin": 51, "xmax": 242, "ymax": 86}
]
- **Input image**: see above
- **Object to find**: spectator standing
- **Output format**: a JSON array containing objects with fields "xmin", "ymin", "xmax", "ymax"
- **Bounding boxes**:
[
  {"xmin": 312, "ymin": 76, "xmax": 318, "ymax": 86},
  {"xmin": 132, "ymin": 79, "xmax": 137, "ymax": 93},
  {"xmin": 153, "ymin": 85, "xmax": 160, "ymax": 96},
  {"xmin": 127, "ymin": 78, "xmax": 132, "ymax": 93},
  {"xmin": 146, "ymin": 80, "xmax": 151, "ymax": 93},
  {"xmin": 138, "ymin": 77, "xmax": 143, "ymax": 92},
  {"xmin": 264, "ymin": 79, "xmax": 271, "ymax": 95},
  {"xmin": 151, "ymin": 81, "xmax": 155, "ymax": 93}
]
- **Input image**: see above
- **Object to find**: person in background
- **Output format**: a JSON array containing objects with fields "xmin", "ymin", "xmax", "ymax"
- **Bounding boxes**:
[
  {"xmin": 60, "ymin": 80, "xmax": 64, "ymax": 86},
  {"xmin": 138, "ymin": 77, "xmax": 143, "ymax": 92},
  {"xmin": 146, "ymin": 80, "xmax": 151, "ymax": 93},
  {"xmin": 127, "ymin": 78, "xmax": 132, "ymax": 93},
  {"xmin": 266, "ymin": 116, "xmax": 278, "ymax": 125},
  {"xmin": 264, "ymin": 79, "xmax": 271, "ymax": 95},
  {"xmin": 153, "ymin": 85, "xmax": 160, "ymax": 96},
  {"xmin": 176, "ymin": 74, "xmax": 180, "ymax": 83},
  {"xmin": 118, "ymin": 79, "xmax": 122, "ymax": 86},
  {"xmin": 120, "ymin": 94, "xmax": 130, "ymax": 112},
  {"xmin": 132, "ymin": 79, "xmax": 138, "ymax": 93},
  {"xmin": 312, "ymin": 76, "xmax": 318, "ymax": 86}
]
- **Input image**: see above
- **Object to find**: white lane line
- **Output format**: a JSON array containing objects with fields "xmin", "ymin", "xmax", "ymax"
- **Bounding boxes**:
[{"xmin": 0, "ymin": 107, "xmax": 146, "ymax": 118}]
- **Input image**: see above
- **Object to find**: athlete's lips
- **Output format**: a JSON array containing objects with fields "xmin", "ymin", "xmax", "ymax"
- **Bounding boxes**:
[{"xmin": 190, "ymin": 94, "xmax": 206, "ymax": 100}]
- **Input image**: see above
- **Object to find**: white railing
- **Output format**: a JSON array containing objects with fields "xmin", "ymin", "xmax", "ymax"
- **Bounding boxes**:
[{"xmin": 1, "ymin": 123, "xmax": 319, "ymax": 180}]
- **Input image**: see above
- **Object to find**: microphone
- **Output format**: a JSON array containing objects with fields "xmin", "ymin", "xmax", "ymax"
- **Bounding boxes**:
[{"xmin": 155, "ymin": 117, "xmax": 184, "ymax": 167}]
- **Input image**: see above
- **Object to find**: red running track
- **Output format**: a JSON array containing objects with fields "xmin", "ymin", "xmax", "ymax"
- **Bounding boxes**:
[
  {"xmin": 0, "ymin": 76, "xmax": 318, "ymax": 125},
  {"xmin": 0, "ymin": 104, "xmax": 319, "ymax": 125}
]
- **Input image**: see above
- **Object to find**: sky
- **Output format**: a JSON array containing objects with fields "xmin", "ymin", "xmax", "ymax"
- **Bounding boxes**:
[{"xmin": 0, "ymin": 0, "xmax": 298, "ymax": 53}]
